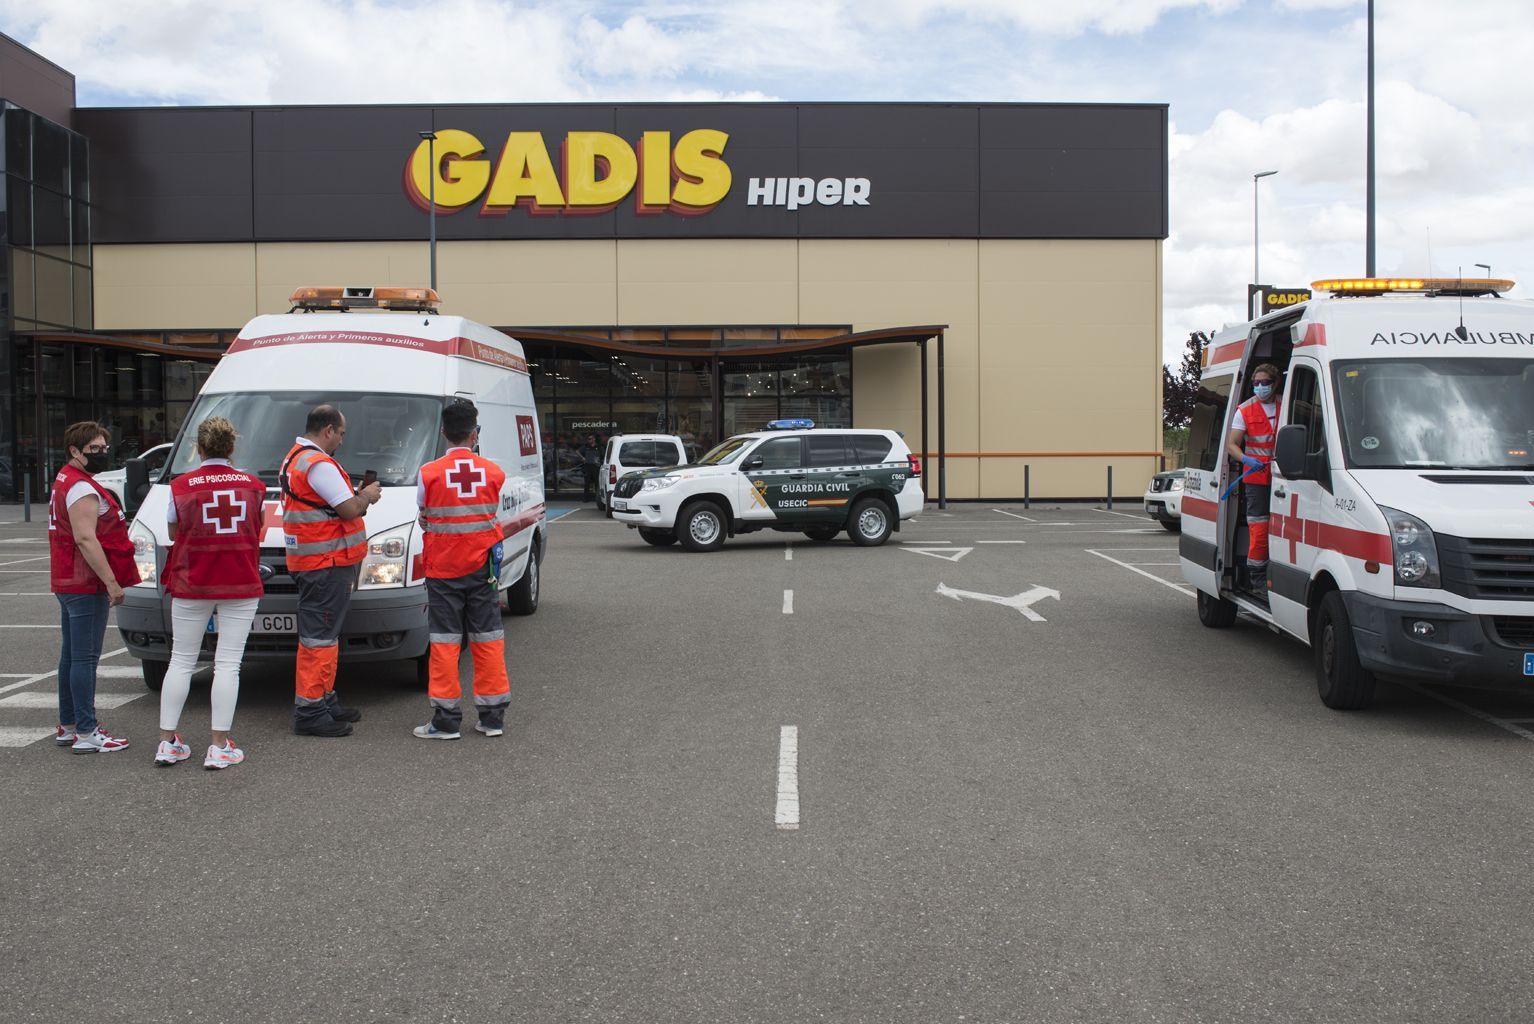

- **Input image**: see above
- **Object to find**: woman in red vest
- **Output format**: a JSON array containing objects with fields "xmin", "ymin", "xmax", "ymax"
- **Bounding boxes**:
[
  {"xmin": 49, "ymin": 420, "xmax": 142, "ymax": 753},
  {"xmin": 155, "ymin": 417, "xmax": 266, "ymax": 770}
]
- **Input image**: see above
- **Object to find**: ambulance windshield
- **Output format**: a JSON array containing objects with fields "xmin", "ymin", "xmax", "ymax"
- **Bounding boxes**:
[
  {"xmin": 165, "ymin": 390, "xmax": 446, "ymax": 486},
  {"xmin": 1333, "ymin": 359, "xmax": 1534, "ymax": 470}
]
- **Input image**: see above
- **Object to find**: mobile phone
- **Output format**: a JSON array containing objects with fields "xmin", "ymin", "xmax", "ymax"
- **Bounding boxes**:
[{"xmin": 362, "ymin": 469, "xmax": 378, "ymax": 487}]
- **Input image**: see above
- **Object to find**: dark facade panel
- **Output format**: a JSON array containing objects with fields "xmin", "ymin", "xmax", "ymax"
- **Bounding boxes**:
[
  {"xmin": 75, "ymin": 107, "xmax": 254, "ymax": 243},
  {"xmin": 80, "ymin": 102, "xmax": 1167, "ymax": 244},
  {"xmin": 0, "ymin": 33, "xmax": 75, "ymax": 128}
]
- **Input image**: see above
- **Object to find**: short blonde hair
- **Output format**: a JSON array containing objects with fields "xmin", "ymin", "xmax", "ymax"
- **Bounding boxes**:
[{"xmin": 197, "ymin": 416, "xmax": 237, "ymax": 459}]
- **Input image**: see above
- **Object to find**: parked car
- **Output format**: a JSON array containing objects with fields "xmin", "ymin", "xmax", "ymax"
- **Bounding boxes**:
[
  {"xmin": 597, "ymin": 433, "xmax": 688, "ymax": 511},
  {"xmin": 98, "ymin": 442, "xmax": 172, "ymax": 507},
  {"xmin": 1143, "ymin": 468, "xmax": 1186, "ymax": 531}
]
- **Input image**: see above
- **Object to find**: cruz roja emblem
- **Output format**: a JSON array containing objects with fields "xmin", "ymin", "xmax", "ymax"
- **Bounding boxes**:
[
  {"xmin": 935, "ymin": 582, "xmax": 1061, "ymax": 622},
  {"xmin": 750, "ymin": 479, "xmax": 769, "ymax": 508}
]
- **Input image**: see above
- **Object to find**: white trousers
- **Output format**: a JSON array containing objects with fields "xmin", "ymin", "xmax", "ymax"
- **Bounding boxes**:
[{"xmin": 159, "ymin": 597, "xmax": 259, "ymax": 732}]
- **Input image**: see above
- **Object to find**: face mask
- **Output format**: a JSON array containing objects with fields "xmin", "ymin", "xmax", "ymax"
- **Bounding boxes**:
[
  {"xmin": 83, "ymin": 452, "xmax": 111, "ymax": 475},
  {"xmin": 1253, "ymin": 383, "xmax": 1274, "ymax": 401}
]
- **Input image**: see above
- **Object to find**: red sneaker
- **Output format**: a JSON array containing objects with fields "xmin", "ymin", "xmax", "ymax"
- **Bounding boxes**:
[
  {"xmin": 54, "ymin": 726, "xmax": 78, "ymax": 747},
  {"xmin": 71, "ymin": 727, "xmax": 130, "ymax": 754}
]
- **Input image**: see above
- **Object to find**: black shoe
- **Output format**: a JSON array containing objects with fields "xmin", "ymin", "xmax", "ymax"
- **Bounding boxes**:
[
  {"xmin": 329, "ymin": 705, "xmax": 362, "ymax": 723},
  {"xmin": 294, "ymin": 716, "xmax": 354, "ymax": 737}
]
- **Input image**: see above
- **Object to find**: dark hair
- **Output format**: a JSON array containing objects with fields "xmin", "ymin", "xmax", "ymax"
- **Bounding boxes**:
[
  {"xmin": 64, "ymin": 421, "xmax": 109, "ymax": 455},
  {"xmin": 197, "ymin": 416, "xmax": 237, "ymax": 459},
  {"xmin": 441, "ymin": 399, "xmax": 479, "ymax": 444},
  {"xmin": 305, "ymin": 405, "xmax": 343, "ymax": 434}
]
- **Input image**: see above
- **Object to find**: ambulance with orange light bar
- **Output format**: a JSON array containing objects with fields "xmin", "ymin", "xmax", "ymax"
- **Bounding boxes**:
[
  {"xmin": 1182, "ymin": 276, "xmax": 1534, "ymax": 709},
  {"xmin": 116, "ymin": 287, "xmax": 547, "ymax": 691}
]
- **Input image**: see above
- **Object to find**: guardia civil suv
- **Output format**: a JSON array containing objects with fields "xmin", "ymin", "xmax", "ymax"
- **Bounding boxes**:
[{"xmin": 609, "ymin": 420, "xmax": 924, "ymax": 552}]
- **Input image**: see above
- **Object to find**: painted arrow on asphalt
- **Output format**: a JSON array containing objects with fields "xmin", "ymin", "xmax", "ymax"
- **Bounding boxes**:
[
  {"xmin": 902, "ymin": 546, "xmax": 973, "ymax": 562},
  {"xmin": 935, "ymin": 582, "xmax": 1061, "ymax": 621}
]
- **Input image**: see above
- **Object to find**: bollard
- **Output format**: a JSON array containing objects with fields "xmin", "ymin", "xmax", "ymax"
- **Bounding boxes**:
[
  {"xmin": 1107, "ymin": 465, "xmax": 1114, "ymax": 512},
  {"xmin": 22, "ymin": 474, "xmax": 30, "ymax": 523},
  {"xmin": 1024, "ymin": 464, "xmax": 1031, "ymax": 510}
]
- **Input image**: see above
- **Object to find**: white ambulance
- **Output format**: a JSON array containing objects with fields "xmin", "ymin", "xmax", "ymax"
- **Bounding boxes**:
[
  {"xmin": 117, "ymin": 287, "xmax": 547, "ymax": 690},
  {"xmin": 1182, "ymin": 277, "xmax": 1534, "ymax": 709}
]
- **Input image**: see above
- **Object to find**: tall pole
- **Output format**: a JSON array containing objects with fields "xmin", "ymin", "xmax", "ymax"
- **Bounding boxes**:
[
  {"xmin": 1366, "ymin": 0, "xmax": 1376, "ymax": 277},
  {"xmin": 420, "ymin": 130, "xmax": 438, "ymax": 291},
  {"xmin": 1253, "ymin": 170, "xmax": 1277, "ymax": 311}
]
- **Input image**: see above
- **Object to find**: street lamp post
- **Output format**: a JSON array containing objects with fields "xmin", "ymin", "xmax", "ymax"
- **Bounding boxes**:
[
  {"xmin": 1475, "ymin": 262, "xmax": 1492, "ymax": 279},
  {"xmin": 419, "ymin": 130, "xmax": 438, "ymax": 292},
  {"xmin": 1253, "ymin": 169, "xmax": 1278, "ymax": 305}
]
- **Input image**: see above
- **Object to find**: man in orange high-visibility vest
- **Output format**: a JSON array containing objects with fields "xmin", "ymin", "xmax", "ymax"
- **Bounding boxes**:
[
  {"xmin": 1226, "ymin": 363, "xmax": 1282, "ymax": 601},
  {"xmin": 281, "ymin": 404, "xmax": 381, "ymax": 737},
  {"xmin": 412, "ymin": 399, "xmax": 511, "ymax": 740}
]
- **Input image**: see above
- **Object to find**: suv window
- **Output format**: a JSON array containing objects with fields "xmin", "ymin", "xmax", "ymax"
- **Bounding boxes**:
[
  {"xmin": 751, "ymin": 437, "xmax": 803, "ymax": 470},
  {"xmin": 807, "ymin": 435, "xmax": 851, "ymax": 467},
  {"xmin": 852, "ymin": 435, "xmax": 892, "ymax": 463},
  {"xmin": 617, "ymin": 440, "xmax": 656, "ymax": 467}
]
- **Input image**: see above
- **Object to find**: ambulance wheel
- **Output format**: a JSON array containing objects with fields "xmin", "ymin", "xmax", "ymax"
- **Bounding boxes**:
[
  {"xmin": 848, "ymin": 498, "xmax": 892, "ymax": 546},
  {"xmin": 639, "ymin": 528, "xmax": 678, "ymax": 547},
  {"xmin": 505, "ymin": 541, "xmax": 540, "ymax": 616},
  {"xmin": 678, "ymin": 501, "xmax": 727, "ymax": 552},
  {"xmin": 1313, "ymin": 591, "xmax": 1376, "ymax": 710},
  {"xmin": 141, "ymin": 659, "xmax": 168, "ymax": 692},
  {"xmin": 803, "ymin": 526, "xmax": 839, "ymax": 543},
  {"xmin": 1197, "ymin": 590, "xmax": 1237, "ymax": 629},
  {"xmin": 1161, "ymin": 519, "xmax": 1181, "ymax": 533}
]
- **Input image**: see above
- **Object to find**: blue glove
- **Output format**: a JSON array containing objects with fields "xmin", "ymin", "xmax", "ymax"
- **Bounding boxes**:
[
  {"xmin": 1241, "ymin": 455, "xmax": 1264, "ymax": 472},
  {"xmin": 486, "ymin": 541, "xmax": 504, "ymax": 586}
]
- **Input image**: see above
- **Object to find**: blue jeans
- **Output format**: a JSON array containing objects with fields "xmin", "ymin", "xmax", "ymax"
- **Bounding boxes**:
[{"xmin": 57, "ymin": 592, "xmax": 110, "ymax": 735}]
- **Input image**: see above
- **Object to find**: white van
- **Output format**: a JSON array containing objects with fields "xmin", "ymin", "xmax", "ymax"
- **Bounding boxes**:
[
  {"xmin": 1182, "ymin": 276, "xmax": 1534, "ymax": 709},
  {"xmin": 597, "ymin": 433, "xmax": 687, "ymax": 512},
  {"xmin": 117, "ymin": 286, "xmax": 547, "ymax": 690}
]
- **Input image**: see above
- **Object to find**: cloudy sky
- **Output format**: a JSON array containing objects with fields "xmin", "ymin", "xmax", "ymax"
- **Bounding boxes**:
[{"xmin": 4, "ymin": 0, "xmax": 1529, "ymax": 366}]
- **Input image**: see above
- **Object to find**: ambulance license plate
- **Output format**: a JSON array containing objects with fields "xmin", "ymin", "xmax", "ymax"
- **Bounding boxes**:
[
  {"xmin": 1525, "ymin": 653, "xmax": 1534, "ymax": 677},
  {"xmin": 208, "ymin": 613, "xmax": 296, "ymax": 634},
  {"xmin": 611, "ymin": 499, "xmax": 630, "ymax": 512}
]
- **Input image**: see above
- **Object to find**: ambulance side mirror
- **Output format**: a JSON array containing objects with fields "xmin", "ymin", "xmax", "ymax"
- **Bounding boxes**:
[
  {"xmin": 1274, "ymin": 425, "xmax": 1312, "ymax": 481},
  {"xmin": 123, "ymin": 457, "xmax": 151, "ymax": 519}
]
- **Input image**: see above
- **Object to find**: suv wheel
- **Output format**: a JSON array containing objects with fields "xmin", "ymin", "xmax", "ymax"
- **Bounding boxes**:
[
  {"xmin": 639, "ymin": 527, "xmax": 678, "ymax": 547},
  {"xmin": 848, "ymin": 498, "xmax": 892, "ymax": 546},
  {"xmin": 678, "ymin": 501, "xmax": 727, "ymax": 552}
]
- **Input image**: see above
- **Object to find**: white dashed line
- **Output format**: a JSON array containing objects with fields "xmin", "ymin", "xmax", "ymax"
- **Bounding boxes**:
[
  {"xmin": 993, "ymin": 509, "xmax": 1036, "ymax": 521},
  {"xmin": 782, "ymin": 590, "xmax": 794, "ymax": 614},
  {"xmin": 1086, "ymin": 549, "xmax": 1195, "ymax": 596},
  {"xmin": 976, "ymin": 540, "xmax": 1028, "ymax": 544},
  {"xmin": 776, "ymin": 725, "xmax": 800, "ymax": 830},
  {"xmin": 1093, "ymin": 508, "xmax": 1149, "ymax": 520},
  {"xmin": 785, "ymin": 545, "xmax": 793, "ymax": 561}
]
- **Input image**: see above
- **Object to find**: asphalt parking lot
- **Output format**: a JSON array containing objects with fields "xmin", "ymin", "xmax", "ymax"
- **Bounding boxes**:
[{"xmin": 4, "ymin": 501, "xmax": 1534, "ymax": 1023}]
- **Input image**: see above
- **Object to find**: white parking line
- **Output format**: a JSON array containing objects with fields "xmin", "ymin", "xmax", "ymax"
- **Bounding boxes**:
[
  {"xmin": 0, "ymin": 624, "xmax": 60, "ymax": 628},
  {"xmin": 0, "ymin": 555, "xmax": 48, "ymax": 567},
  {"xmin": 976, "ymin": 540, "xmax": 1028, "ymax": 544},
  {"xmin": 0, "ymin": 691, "xmax": 143, "ymax": 710},
  {"xmin": 776, "ymin": 725, "xmax": 800, "ymax": 830},
  {"xmin": 783, "ymin": 590, "xmax": 794, "ymax": 614},
  {"xmin": 785, "ymin": 545, "xmax": 793, "ymax": 561},
  {"xmin": 1086, "ymin": 549, "xmax": 1195, "ymax": 596},
  {"xmin": 0, "ymin": 648, "xmax": 130, "ymax": 697},
  {"xmin": 1093, "ymin": 508, "xmax": 1148, "ymax": 520},
  {"xmin": 993, "ymin": 509, "xmax": 1036, "ymax": 522},
  {"xmin": 1394, "ymin": 681, "xmax": 1534, "ymax": 744},
  {"xmin": 0, "ymin": 727, "xmax": 57, "ymax": 748}
]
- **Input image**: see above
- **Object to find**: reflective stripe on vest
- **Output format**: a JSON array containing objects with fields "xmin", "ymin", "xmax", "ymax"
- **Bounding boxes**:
[
  {"xmin": 281, "ymin": 442, "xmax": 366, "ymax": 571},
  {"xmin": 419, "ymin": 452, "xmax": 506, "ymax": 579}
]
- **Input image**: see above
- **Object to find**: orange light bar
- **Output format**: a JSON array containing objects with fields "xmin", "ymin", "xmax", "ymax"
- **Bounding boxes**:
[
  {"xmin": 289, "ymin": 286, "xmax": 441, "ymax": 311},
  {"xmin": 1311, "ymin": 276, "xmax": 1515, "ymax": 295}
]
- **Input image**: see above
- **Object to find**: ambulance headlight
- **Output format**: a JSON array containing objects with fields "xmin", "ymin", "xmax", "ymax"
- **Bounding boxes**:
[
  {"xmin": 1379, "ymin": 506, "xmax": 1440, "ymax": 589},
  {"xmin": 1169, "ymin": 477, "xmax": 1186, "ymax": 492},
  {"xmin": 130, "ymin": 522, "xmax": 157, "ymax": 586},
  {"xmin": 359, "ymin": 528, "xmax": 410, "ymax": 588},
  {"xmin": 640, "ymin": 475, "xmax": 683, "ymax": 493}
]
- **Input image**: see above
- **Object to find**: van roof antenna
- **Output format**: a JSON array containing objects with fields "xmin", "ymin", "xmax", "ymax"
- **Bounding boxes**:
[{"xmin": 1455, "ymin": 266, "xmax": 1468, "ymax": 340}]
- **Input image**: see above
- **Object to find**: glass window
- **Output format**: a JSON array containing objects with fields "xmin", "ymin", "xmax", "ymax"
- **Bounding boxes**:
[
  {"xmin": 782, "ymin": 356, "xmax": 851, "ymax": 395},
  {"xmin": 723, "ymin": 362, "xmax": 779, "ymax": 398},
  {"xmin": 8, "ymin": 180, "xmax": 32, "ymax": 248},
  {"xmin": 166, "ymin": 359, "xmax": 201, "ymax": 402},
  {"xmin": 72, "ymin": 201, "xmax": 89, "ymax": 262},
  {"xmin": 781, "ymin": 395, "xmax": 850, "ymax": 428},
  {"xmin": 658, "ymin": 440, "xmax": 685, "ymax": 466},
  {"xmin": 135, "ymin": 354, "xmax": 164, "ymax": 404},
  {"xmin": 852, "ymin": 435, "xmax": 893, "ymax": 463},
  {"xmin": 750, "ymin": 436, "xmax": 803, "ymax": 470},
  {"xmin": 696, "ymin": 436, "xmax": 753, "ymax": 465},
  {"xmin": 1285, "ymin": 366, "xmax": 1326, "ymax": 457},
  {"xmin": 71, "ymin": 133, "xmax": 89, "ymax": 201},
  {"xmin": 39, "ymin": 343, "xmax": 69, "ymax": 393},
  {"xmin": 523, "ymin": 343, "xmax": 554, "ymax": 399},
  {"xmin": 34, "ymin": 253, "xmax": 71, "ymax": 327},
  {"xmin": 1189, "ymin": 375, "xmax": 1233, "ymax": 472},
  {"xmin": 10, "ymin": 248, "xmax": 33, "ymax": 320},
  {"xmin": 551, "ymin": 353, "xmax": 612, "ymax": 394},
  {"xmin": 617, "ymin": 440, "xmax": 656, "ymax": 467},
  {"xmin": 613, "ymin": 356, "xmax": 664, "ymax": 398},
  {"xmin": 33, "ymin": 118, "xmax": 70, "ymax": 195},
  {"xmin": 806, "ymin": 434, "xmax": 851, "ymax": 467},
  {"xmin": 723, "ymin": 397, "xmax": 776, "ymax": 435},
  {"xmin": 166, "ymin": 390, "xmax": 446, "ymax": 485},
  {"xmin": 32, "ymin": 186, "xmax": 69, "ymax": 261},
  {"xmin": 668, "ymin": 359, "xmax": 713, "ymax": 397},
  {"xmin": 665, "ymin": 395, "xmax": 713, "ymax": 459},
  {"xmin": 5, "ymin": 108, "xmax": 32, "ymax": 181},
  {"xmin": 72, "ymin": 265, "xmax": 92, "ymax": 329}
]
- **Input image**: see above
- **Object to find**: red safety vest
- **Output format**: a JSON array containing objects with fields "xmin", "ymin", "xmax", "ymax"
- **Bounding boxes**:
[
  {"xmin": 280, "ymin": 442, "xmax": 366, "ymax": 573},
  {"xmin": 1237, "ymin": 397, "xmax": 1278, "ymax": 486},
  {"xmin": 419, "ymin": 449, "xmax": 507, "ymax": 579},
  {"xmin": 164, "ymin": 463, "xmax": 266, "ymax": 600},
  {"xmin": 49, "ymin": 464, "xmax": 140, "ymax": 594}
]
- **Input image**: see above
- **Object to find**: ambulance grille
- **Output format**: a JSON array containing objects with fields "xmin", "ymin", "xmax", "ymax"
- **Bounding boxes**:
[
  {"xmin": 260, "ymin": 557, "xmax": 299, "ymax": 594},
  {"xmin": 1490, "ymin": 617, "xmax": 1534, "ymax": 649},
  {"xmin": 1438, "ymin": 536, "xmax": 1534, "ymax": 600}
]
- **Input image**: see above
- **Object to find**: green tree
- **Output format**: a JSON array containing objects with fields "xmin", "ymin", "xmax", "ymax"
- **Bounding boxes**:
[{"xmin": 1163, "ymin": 330, "xmax": 1206, "ymax": 429}]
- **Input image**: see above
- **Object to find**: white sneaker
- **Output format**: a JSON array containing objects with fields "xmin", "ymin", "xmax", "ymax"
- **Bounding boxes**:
[
  {"xmin": 55, "ymin": 725, "xmax": 78, "ymax": 747},
  {"xmin": 204, "ymin": 740, "xmax": 245, "ymax": 770},
  {"xmin": 474, "ymin": 722, "xmax": 504, "ymax": 737},
  {"xmin": 412, "ymin": 723, "xmax": 460, "ymax": 740},
  {"xmin": 72, "ymin": 727, "xmax": 129, "ymax": 754},
  {"xmin": 154, "ymin": 736, "xmax": 192, "ymax": 766}
]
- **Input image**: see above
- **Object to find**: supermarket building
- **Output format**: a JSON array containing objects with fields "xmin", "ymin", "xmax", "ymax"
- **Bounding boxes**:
[{"xmin": 0, "ymin": 33, "xmax": 1167, "ymax": 503}]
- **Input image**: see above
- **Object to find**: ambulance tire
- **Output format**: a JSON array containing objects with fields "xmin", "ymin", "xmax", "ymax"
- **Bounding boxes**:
[
  {"xmin": 1197, "ymin": 590, "xmax": 1237, "ymax": 629},
  {"xmin": 802, "ymin": 526, "xmax": 839, "ymax": 543},
  {"xmin": 639, "ymin": 528, "xmax": 678, "ymax": 547},
  {"xmin": 505, "ymin": 539, "xmax": 541, "ymax": 616},
  {"xmin": 1313, "ymin": 591, "xmax": 1376, "ymax": 710},
  {"xmin": 1160, "ymin": 519, "xmax": 1181, "ymax": 533},
  {"xmin": 677, "ymin": 501, "xmax": 727, "ymax": 552},
  {"xmin": 848, "ymin": 497, "xmax": 893, "ymax": 547},
  {"xmin": 141, "ymin": 659, "xmax": 168, "ymax": 692}
]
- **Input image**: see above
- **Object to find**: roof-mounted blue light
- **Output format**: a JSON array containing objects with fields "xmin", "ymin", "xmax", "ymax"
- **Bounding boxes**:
[{"xmin": 766, "ymin": 418, "xmax": 815, "ymax": 430}]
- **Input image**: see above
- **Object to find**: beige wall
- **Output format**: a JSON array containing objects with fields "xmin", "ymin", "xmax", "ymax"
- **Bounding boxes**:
[{"xmin": 92, "ymin": 237, "xmax": 1162, "ymax": 499}]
